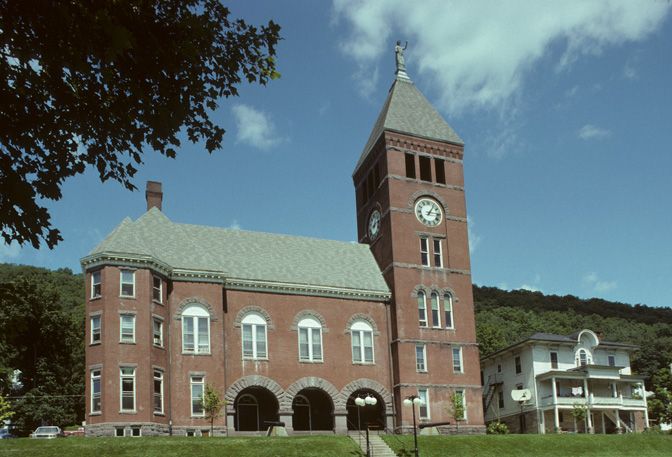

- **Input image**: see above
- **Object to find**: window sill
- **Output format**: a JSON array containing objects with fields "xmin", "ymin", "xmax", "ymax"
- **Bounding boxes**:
[
  {"xmin": 191, "ymin": 415, "xmax": 205, "ymax": 419},
  {"xmin": 242, "ymin": 357, "xmax": 269, "ymax": 362},
  {"xmin": 153, "ymin": 412, "xmax": 165, "ymax": 416},
  {"xmin": 182, "ymin": 352, "xmax": 211, "ymax": 356},
  {"xmin": 299, "ymin": 360, "xmax": 324, "ymax": 364},
  {"xmin": 417, "ymin": 370, "xmax": 428, "ymax": 374},
  {"xmin": 120, "ymin": 341, "xmax": 136, "ymax": 345},
  {"xmin": 90, "ymin": 296, "xmax": 102, "ymax": 302},
  {"xmin": 152, "ymin": 299, "xmax": 164, "ymax": 306},
  {"xmin": 352, "ymin": 361, "xmax": 375, "ymax": 366},
  {"xmin": 90, "ymin": 342, "xmax": 101, "ymax": 346},
  {"xmin": 119, "ymin": 410, "xmax": 137, "ymax": 415},
  {"xmin": 89, "ymin": 412, "xmax": 102, "ymax": 416},
  {"xmin": 153, "ymin": 344, "xmax": 165, "ymax": 350},
  {"xmin": 119, "ymin": 295, "xmax": 136, "ymax": 300}
]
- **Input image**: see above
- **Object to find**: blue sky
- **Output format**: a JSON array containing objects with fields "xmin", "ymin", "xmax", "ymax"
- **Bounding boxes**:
[{"xmin": 3, "ymin": 1, "xmax": 671, "ymax": 307}]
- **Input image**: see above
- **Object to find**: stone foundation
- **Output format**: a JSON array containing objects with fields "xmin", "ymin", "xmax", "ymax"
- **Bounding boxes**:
[{"xmin": 85, "ymin": 422, "xmax": 226, "ymax": 437}]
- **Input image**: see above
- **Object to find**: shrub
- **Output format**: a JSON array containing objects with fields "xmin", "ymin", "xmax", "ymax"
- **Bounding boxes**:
[{"xmin": 487, "ymin": 421, "xmax": 509, "ymax": 434}]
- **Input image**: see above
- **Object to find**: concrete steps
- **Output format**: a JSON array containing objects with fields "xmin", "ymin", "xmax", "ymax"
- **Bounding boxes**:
[{"xmin": 349, "ymin": 432, "xmax": 397, "ymax": 457}]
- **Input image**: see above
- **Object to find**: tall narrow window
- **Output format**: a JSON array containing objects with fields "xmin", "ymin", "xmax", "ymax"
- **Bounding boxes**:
[
  {"xmin": 120, "ymin": 269, "xmax": 135, "ymax": 297},
  {"xmin": 452, "ymin": 347, "xmax": 463, "ymax": 373},
  {"xmin": 498, "ymin": 390, "xmax": 504, "ymax": 409},
  {"xmin": 91, "ymin": 369, "xmax": 101, "ymax": 413},
  {"xmin": 405, "ymin": 153, "xmax": 416, "ymax": 179},
  {"xmin": 153, "ymin": 370, "xmax": 163, "ymax": 414},
  {"xmin": 351, "ymin": 320, "xmax": 374, "ymax": 363},
  {"xmin": 191, "ymin": 376, "xmax": 204, "ymax": 416},
  {"xmin": 433, "ymin": 239, "xmax": 443, "ymax": 267},
  {"xmin": 298, "ymin": 317, "xmax": 323, "ymax": 362},
  {"xmin": 417, "ymin": 291, "xmax": 428, "ymax": 327},
  {"xmin": 454, "ymin": 390, "xmax": 466, "ymax": 420},
  {"xmin": 153, "ymin": 317, "xmax": 163, "ymax": 347},
  {"xmin": 550, "ymin": 352, "xmax": 558, "ymax": 369},
  {"xmin": 416, "ymin": 344, "xmax": 427, "ymax": 372},
  {"xmin": 418, "ymin": 389, "xmax": 429, "ymax": 419},
  {"xmin": 419, "ymin": 156, "xmax": 431, "ymax": 182},
  {"xmin": 120, "ymin": 367, "xmax": 135, "ymax": 412},
  {"xmin": 444, "ymin": 293, "xmax": 454, "ymax": 329},
  {"xmin": 578, "ymin": 349, "xmax": 588, "ymax": 366},
  {"xmin": 420, "ymin": 238, "xmax": 429, "ymax": 266},
  {"xmin": 152, "ymin": 276, "xmax": 162, "ymax": 303},
  {"xmin": 431, "ymin": 292, "xmax": 441, "ymax": 328},
  {"xmin": 182, "ymin": 305, "xmax": 210, "ymax": 354},
  {"xmin": 91, "ymin": 315, "xmax": 101, "ymax": 344},
  {"xmin": 91, "ymin": 271, "xmax": 101, "ymax": 298},
  {"xmin": 608, "ymin": 355, "xmax": 616, "ymax": 367},
  {"xmin": 120, "ymin": 314, "xmax": 135, "ymax": 343},
  {"xmin": 241, "ymin": 313, "xmax": 267, "ymax": 359},
  {"xmin": 515, "ymin": 356, "xmax": 522, "ymax": 374},
  {"xmin": 434, "ymin": 158, "xmax": 446, "ymax": 184}
]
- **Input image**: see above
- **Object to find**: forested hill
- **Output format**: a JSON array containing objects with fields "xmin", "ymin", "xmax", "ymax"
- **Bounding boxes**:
[{"xmin": 473, "ymin": 284, "xmax": 672, "ymax": 386}]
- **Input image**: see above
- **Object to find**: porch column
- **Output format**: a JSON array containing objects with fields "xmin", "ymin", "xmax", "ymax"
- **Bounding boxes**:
[
  {"xmin": 553, "ymin": 406, "xmax": 560, "ymax": 432},
  {"xmin": 615, "ymin": 409, "xmax": 622, "ymax": 433},
  {"xmin": 644, "ymin": 387, "xmax": 650, "ymax": 429},
  {"xmin": 601, "ymin": 412, "xmax": 606, "ymax": 434},
  {"xmin": 583, "ymin": 378, "xmax": 593, "ymax": 433},
  {"xmin": 551, "ymin": 377, "xmax": 557, "ymax": 403}
]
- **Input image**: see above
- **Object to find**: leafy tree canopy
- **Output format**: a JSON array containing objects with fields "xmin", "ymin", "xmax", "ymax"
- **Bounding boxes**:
[{"xmin": 0, "ymin": 1, "xmax": 281, "ymax": 248}]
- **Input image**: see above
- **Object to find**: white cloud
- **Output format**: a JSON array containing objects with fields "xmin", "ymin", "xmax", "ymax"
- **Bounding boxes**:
[
  {"xmin": 467, "ymin": 216, "xmax": 481, "ymax": 253},
  {"xmin": 519, "ymin": 284, "xmax": 541, "ymax": 292},
  {"xmin": 231, "ymin": 104, "xmax": 284, "ymax": 150},
  {"xmin": 577, "ymin": 124, "xmax": 612, "ymax": 140},
  {"xmin": 0, "ymin": 241, "xmax": 21, "ymax": 261},
  {"xmin": 583, "ymin": 271, "xmax": 617, "ymax": 293},
  {"xmin": 228, "ymin": 220, "xmax": 241, "ymax": 230},
  {"xmin": 333, "ymin": 0, "xmax": 670, "ymax": 112}
]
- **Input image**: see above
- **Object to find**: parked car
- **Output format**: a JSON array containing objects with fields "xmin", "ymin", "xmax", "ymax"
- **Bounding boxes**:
[
  {"xmin": 31, "ymin": 426, "xmax": 63, "ymax": 439},
  {"xmin": 0, "ymin": 428, "xmax": 17, "ymax": 439}
]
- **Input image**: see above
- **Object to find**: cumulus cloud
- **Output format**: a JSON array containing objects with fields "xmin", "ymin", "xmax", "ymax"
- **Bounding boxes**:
[
  {"xmin": 231, "ymin": 104, "xmax": 284, "ymax": 150},
  {"xmin": 583, "ymin": 272, "xmax": 617, "ymax": 293},
  {"xmin": 333, "ymin": 0, "xmax": 670, "ymax": 112},
  {"xmin": 0, "ymin": 241, "xmax": 21, "ymax": 262},
  {"xmin": 577, "ymin": 124, "xmax": 612, "ymax": 140}
]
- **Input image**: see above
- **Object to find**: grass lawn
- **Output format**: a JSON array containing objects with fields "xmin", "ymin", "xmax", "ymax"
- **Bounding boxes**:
[
  {"xmin": 0, "ymin": 436, "xmax": 360, "ymax": 457},
  {"xmin": 382, "ymin": 434, "xmax": 672, "ymax": 457}
]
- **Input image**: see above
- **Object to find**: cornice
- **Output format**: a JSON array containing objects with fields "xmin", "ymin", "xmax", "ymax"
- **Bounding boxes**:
[{"xmin": 225, "ymin": 278, "xmax": 391, "ymax": 303}]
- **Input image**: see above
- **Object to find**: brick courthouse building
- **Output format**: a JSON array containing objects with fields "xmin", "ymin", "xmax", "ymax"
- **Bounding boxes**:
[{"xmin": 82, "ymin": 58, "xmax": 486, "ymax": 436}]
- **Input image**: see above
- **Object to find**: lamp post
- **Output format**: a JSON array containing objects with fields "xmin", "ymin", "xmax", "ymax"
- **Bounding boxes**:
[
  {"xmin": 403, "ymin": 395, "xmax": 423, "ymax": 457},
  {"xmin": 354, "ymin": 394, "xmax": 378, "ymax": 457}
]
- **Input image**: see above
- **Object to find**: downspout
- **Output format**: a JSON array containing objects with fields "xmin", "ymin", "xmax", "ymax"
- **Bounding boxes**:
[{"xmin": 385, "ymin": 297, "xmax": 396, "ymax": 430}]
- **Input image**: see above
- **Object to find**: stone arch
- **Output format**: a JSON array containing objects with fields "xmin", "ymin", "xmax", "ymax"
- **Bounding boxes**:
[
  {"xmin": 175, "ymin": 297, "xmax": 216, "ymax": 320},
  {"xmin": 281, "ymin": 377, "xmax": 341, "ymax": 411},
  {"xmin": 290, "ymin": 310, "xmax": 329, "ymax": 333},
  {"xmin": 233, "ymin": 305, "xmax": 274, "ymax": 330},
  {"xmin": 410, "ymin": 284, "xmax": 430, "ymax": 298},
  {"xmin": 441, "ymin": 287, "xmax": 459, "ymax": 302},
  {"xmin": 407, "ymin": 190, "xmax": 449, "ymax": 216},
  {"xmin": 225, "ymin": 375, "xmax": 284, "ymax": 413},
  {"xmin": 340, "ymin": 378, "xmax": 393, "ymax": 414},
  {"xmin": 344, "ymin": 313, "xmax": 380, "ymax": 335}
]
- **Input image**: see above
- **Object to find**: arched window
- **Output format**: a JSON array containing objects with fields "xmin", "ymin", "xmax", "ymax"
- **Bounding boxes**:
[
  {"xmin": 182, "ymin": 304, "xmax": 210, "ymax": 354},
  {"xmin": 242, "ymin": 313, "xmax": 267, "ymax": 359},
  {"xmin": 444, "ymin": 292, "xmax": 454, "ymax": 329},
  {"xmin": 577, "ymin": 349, "xmax": 590, "ymax": 366},
  {"xmin": 351, "ymin": 320, "xmax": 374, "ymax": 364},
  {"xmin": 417, "ymin": 291, "xmax": 428, "ymax": 327},
  {"xmin": 298, "ymin": 317, "xmax": 323, "ymax": 362},
  {"xmin": 431, "ymin": 292, "xmax": 441, "ymax": 328}
]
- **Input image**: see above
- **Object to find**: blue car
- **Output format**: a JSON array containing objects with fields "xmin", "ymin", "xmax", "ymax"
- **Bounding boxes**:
[{"xmin": 0, "ymin": 428, "xmax": 17, "ymax": 439}]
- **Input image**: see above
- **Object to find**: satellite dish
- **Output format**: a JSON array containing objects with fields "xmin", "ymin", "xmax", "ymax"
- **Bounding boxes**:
[{"xmin": 511, "ymin": 389, "xmax": 532, "ymax": 402}]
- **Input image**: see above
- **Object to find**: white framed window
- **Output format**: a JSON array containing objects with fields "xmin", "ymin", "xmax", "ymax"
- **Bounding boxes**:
[
  {"xmin": 433, "ymin": 239, "xmax": 443, "ymax": 267},
  {"xmin": 120, "ymin": 269, "xmax": 135, "ymax": 297},
  {"xmin": 91, "ymin": 368, "xmax": 101, "ymax": 413},
  {"xmin": 430, "ymin": 292, "xmax": 441, "ymax": 328},
  {"xmin": 417, "ymin": 291, "xmax": 428, "ymax": 327},
  {"xmin": 153, "ymin": 369, "xmax": 163, "ymax": 414},
  {"xmin": 191, "ymin": 375, "xmax": 205, "ymax": 416},
  {"xmin": 153, "ymin": 317, "xmax": 163, "ymax": 347},
  {"xmin": 577, "ymin": 349, "xmax": 590, "ymax": 366},
  {"xmin": 550, "ymin": 351, "xmax": 558, "ymax": 369},
  {"xmin": 91, "ymin": 315, "xmax": 101, "ymax": 344},
  {"xmin": 418, "ymin": 388, "xmax": 429, "ymax": 419},
  {"xmin": 241, "ymin": 313, "xmax": 268, "ymax": 359},
  {"xmin": 182, "ymin": 305, "xmax": 210, "ymax": 354},
  {"xmin": 298, "ymin": 317, "xmax": 323, "ymax": 362},
  {"xmin": 416, "ymin": 344, "xmax": 427, "ymax": 372},
  {"xmin": 351, "ymin": 320, "xmax": 374, "ymax": 364},
  {"xmin": 454, "ymin": 389, "xmax": 466, "ymax": 420},
  {"xmin": 152, "ymin": 276, "xmax": 163, "ymax": 303},
  {"xmin": 452, "ymin": 347, "xmax": 463, "ymax": 373},
  {"xmin": 420, "ymin": 238, "xmax": 429, "ymax": 266},
  {"xmin": 444, "ymin": 293, "xmax": 454, "ymax": 329},
  {"xmin": 91, "ymin": 271, "xmax": 101, "ymax": 298},
  {"xmin": 120, "ymin": 367, "xmax": 136, "ymax": 412},
  {"xmin": 120, "ymin": 314, "xmax": 135, "ymax": 343}
]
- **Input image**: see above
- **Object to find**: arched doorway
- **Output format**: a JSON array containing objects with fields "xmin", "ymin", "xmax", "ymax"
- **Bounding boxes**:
[
  {"xmin": 292, "ymin": 388, "xmax": 334, "ymax": 431},
  {"xmin": 235, "ymin": 387, "xmax": 279, "ymax": 431},
  {"xmin": 346, "ymin": 389, "xmax": 385, "ymax": 431}
]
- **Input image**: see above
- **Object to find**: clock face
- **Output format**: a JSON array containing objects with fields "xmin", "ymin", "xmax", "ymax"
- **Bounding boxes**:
[
  {"xmin": 414, "ymin": 198, "xmax": 443, "ymax": 226},
  {"xmin": 368, "ymin": 209, "xmax": 381, "ymax": 239}
]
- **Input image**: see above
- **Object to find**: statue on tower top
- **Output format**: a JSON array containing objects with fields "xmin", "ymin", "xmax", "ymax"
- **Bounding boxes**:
[{"xmin": 395, "ymin": 40, "xmax": 408, "ymax": 73}]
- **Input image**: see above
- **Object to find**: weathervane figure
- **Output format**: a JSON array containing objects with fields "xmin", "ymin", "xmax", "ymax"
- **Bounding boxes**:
[{"xmin": 395, "ymin": 40, "xmax": 408, "ymax": 73}]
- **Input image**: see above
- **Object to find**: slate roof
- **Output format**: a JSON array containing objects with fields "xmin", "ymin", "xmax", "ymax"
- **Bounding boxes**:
[
  {"xmin": 85, "ymin": 208, "xmax": 390, "ymax": 297},
  {"xmin": 354, "ymin": 73, "xmax": 463, "ymax": 174}
]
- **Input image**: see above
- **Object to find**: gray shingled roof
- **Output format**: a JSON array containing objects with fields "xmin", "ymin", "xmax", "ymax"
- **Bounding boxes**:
[
  {"xmin": 87, "ymin": 208, "xmax": 390, "ymax": 295},
  {"xmin": 354, "ymin": 75, "xmax": 463, "ymax": 174}
]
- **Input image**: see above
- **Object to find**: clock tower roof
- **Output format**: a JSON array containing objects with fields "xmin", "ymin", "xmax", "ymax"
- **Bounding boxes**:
[{"xmin": 354, "ymin": 66, "xmax": 463, "ymax": 175}]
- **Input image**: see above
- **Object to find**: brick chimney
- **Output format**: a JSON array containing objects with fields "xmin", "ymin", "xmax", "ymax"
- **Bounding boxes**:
[{"xmin": 146, "ymin": 181, "xmax": 163, "ymax": 211}]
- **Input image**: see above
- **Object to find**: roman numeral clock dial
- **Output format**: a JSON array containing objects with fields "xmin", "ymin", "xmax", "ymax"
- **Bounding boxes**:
[{"xmin": 414, "ymin": 198, "xmax": 443, "ymax": 227}]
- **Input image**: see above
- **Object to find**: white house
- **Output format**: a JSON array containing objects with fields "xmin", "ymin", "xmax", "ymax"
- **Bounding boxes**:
[{"xmin": 481, "ymin": 329, "xmax": 649, "ymax": 434}]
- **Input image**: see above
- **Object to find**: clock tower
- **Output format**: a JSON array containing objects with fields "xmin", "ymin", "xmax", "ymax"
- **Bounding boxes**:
[{"xmin": 353, "ymin": 50, "xmax": 484, "ymax": 432}]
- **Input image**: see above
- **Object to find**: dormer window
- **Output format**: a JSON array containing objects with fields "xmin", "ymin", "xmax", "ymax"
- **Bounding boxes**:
[{"xmin": 577, "ymin": 349, "xmax": 590, "ymax": 366}]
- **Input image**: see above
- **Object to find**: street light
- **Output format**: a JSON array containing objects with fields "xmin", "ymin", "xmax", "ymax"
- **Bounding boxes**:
[
  {"xmin": 355, "ymin": 394, "xmax": 378, "ymax": 457},
  {"xmin": 403, "ymin": 395, "xmax": 424, "ymax": 457}
]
